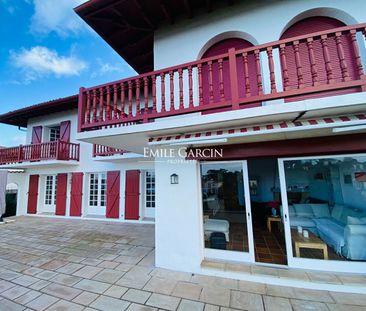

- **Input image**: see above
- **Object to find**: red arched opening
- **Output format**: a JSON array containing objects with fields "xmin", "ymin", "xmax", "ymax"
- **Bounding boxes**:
[
  {"xmin": 201, "ymin": 38, "xmax": 258, "ymax": 106},
  {"xmin": 280, "ymin": 16, "xmax": 359, "ymax": 100}
]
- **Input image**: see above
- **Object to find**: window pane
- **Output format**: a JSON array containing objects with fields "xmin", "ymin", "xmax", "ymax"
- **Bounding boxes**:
[
  {"xmin": 201, "ymin": 163, "xmax": 249, "ymax": 252},
  {"xmin": 284, "ymin": 155, "xmax": 366, "ymax": 262}
]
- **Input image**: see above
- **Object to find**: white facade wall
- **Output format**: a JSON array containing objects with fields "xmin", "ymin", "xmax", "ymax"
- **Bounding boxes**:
[
  {"xmin": 154, "ymin": 0, "xmax": 364, "ymax": 70},
  {"xmin": 6, "ymin": 109, "xmax": 154, "ymax": 221}
]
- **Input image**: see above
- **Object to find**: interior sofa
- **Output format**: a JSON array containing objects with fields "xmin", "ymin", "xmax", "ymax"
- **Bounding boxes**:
[{"xmin": 287, "ymin": 203, "xmax": 366, "ymax": 260}]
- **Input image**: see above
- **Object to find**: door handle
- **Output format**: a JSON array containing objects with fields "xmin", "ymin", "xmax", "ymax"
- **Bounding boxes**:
[
  {"xmin": 284, "ymin": 214, "xmax": 287, "ymax": 222},
  {"xmin": 247, "ymin": 212, "xmax": 251, "ymax": 218}
]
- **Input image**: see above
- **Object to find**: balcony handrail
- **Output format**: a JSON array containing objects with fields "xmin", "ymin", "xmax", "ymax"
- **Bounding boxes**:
[
  {"xmin": 78, "ymin": 22, "xmax": 366, "ymax": 132},
  {"xmin": 0, "ymin": 140, "xmax": 80, "ymax": 165},
  {"xmin": 83, "ymin": 23, "xmax": 366, "ymax": 93},
  {"xmin": 92, "ymin": 144, "xmax": 128, "ymax": 157}
]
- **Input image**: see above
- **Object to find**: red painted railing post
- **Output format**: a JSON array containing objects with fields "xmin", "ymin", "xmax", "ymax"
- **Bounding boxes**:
[
  {"xmin": 77, "ymin": 87, "xmax": 86, "ymax": 132},
  {"xmin": 228, "ymin": 48, "xmax": 239, "ymax": 109},
  {"xmin": 18, "ymin": 145, "xmax": 23, "ymax": 163},
  {"xmin": 56, "ymin": 140, "xmax": 60, "ymax": 160}
]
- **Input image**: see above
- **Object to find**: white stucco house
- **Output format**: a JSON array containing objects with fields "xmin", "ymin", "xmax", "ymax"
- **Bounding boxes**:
[{"xmin": 1, "ymin": 0, "xmax": 366, "ymax": 292}]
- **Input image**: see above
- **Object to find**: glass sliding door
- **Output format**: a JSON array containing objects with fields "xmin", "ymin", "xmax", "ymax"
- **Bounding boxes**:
[
  {"xmin": 201, "ymin": 161, "xmax": 254, "ymax": 262},
  {"xmin": 279, "ymin": 154, "xmax": 366, "ymax": 273}
]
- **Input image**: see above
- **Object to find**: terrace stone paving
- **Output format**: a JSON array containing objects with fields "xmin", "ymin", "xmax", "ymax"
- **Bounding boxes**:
[{"xmin": 0, "ymin": 216, "xmax": 365, "ymax": 310}]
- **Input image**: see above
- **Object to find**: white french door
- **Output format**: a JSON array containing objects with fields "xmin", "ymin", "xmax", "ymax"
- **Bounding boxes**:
[
  {"xmin": 43, "ymin": 175, "xmax": 57, "ymax": 213},
  {"xmin": 201, "ymin": 161, "xmax": 255, "ymax": 263},
  {"xmin": 278, "ymin": 154, "xmax": 366, "ymax": 273}
]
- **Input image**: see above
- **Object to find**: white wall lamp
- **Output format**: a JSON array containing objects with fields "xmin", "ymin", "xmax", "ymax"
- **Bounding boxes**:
[{"xmin": 170, "ymin": 173, "xmax": 179, "ymax": 184}]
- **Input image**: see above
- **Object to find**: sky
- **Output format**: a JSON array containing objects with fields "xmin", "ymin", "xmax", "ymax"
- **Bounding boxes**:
[{"xmin": 0, "ymin": 0, "xmax": 136, "ymax": 146}]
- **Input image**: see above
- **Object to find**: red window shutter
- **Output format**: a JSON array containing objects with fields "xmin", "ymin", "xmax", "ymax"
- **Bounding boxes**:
[
  {"xmin": 27, "ymin": 175, "xmax": 39, "ymax": 214},
  {"xmin": 280, "ymin": 17, "xmax": 357, "ymax": 99},
  {"xmin": 60, "ymin": 121, "xmax": 71, "ymax": 142},
  {"xmin": 125, "ymin": 170, "xmax": 140, "ymax": 220},
  {"xmin": 70, "ymin": 172, "xmax": 83, "ymax": 217},
  {"xmin": 55, "ymin": 173, "xmax": 68, "ymax": 216},
  {"xmin": 106, "ymin": 171, "xmax": 120, "ymax": 219},
  {"xmin": 31, "ymin": 126, "xmax": 42, "ymax": 144},
  {"xmin": 201, "ymin": 38, "xmax": 258, "ymax": 105}
]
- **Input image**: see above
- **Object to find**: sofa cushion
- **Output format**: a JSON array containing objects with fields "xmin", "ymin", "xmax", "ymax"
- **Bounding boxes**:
[
  {"xmin": 310, "ymin": 204, "xmax": 330, "ymax": 218},
  {"xmin": 339, "ymin": 207, "xmax": 365, "ymax": 225},
  {"xmin": 314, "ymin": 218, "xmax": 345, "ymax": 254},
  {"xmin": 289, "ymin": 216, "xmax": 316, "ymax": 228},
  {"xmin": 288, "ymin": 205, "xmax": 296, "ymax": 217},
  {"xmin": 331, "ymin": 205, "xmax": 345, "ymax": 222},
  {"xmin": 293, "ymin": 204, "xmax": 314, "ymax": 218},
  {"xmin": 347, "ymin": 216, "xmax": 366, "ymax": 225}
]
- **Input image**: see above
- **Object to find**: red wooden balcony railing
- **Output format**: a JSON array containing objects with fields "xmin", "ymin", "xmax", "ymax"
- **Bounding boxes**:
[
  {"xmin": 0, "ymin": 140, "xmax": 80, "ymax": 165},
  {"xmin": 78, "ymin": 23, "xmax": 366, "ymax": 132},
  {"xmin": 92, "ymin": 144, "xmax": 128, "ymax": 157}
]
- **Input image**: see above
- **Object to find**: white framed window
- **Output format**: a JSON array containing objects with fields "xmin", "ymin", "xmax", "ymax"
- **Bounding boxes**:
[
  {"xmin": 89, "ymin": 173, "xmax": 106, "ymax": 207},
  {"xmin": 49, "ymin": 126, "xmax": 60, "ymax": 142},
  {"xmin": 44, "ymin": 175, "xmax": 57, "ymax": 205},
  {"xmin": 145, "ymin": 171, "xmax": 155, "ymax": 208}
]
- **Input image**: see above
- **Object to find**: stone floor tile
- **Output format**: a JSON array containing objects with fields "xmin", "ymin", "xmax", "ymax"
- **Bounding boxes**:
[
  {"xmin": 47, "ymin": 299, "xmax": 84, "ymax": 311},
  {"xmin": 26, "ymin": 293, "xmax": 59, "ymax": 311},
  {"xmin": 251, "ymin": 266, "xmax": 279, "ymax": 277},
  {"xmin": 307, "ymin": 272, "xmax": 341, "ymax": 284},
  {"xmin": 29, "ymin": 280, "xmax": 51, "ymax": 291},
  {"xmin": 81, "ymin": 258, "xmax": 103, "ymax": 266},
  {"xmin": 56, "ymin": 263, "xmax": 84, "ymax": 275},
  {"xmin": 238, "ymin": 280, "xmax": 266, "ymax": 294},
  {"xmin": 230, "ymin": 290, "xmax": 264, "ymax": 311},
  {"xmin": 263, "ymin": 296, "xmax": 292, "ymax": 311},
  {"xmin": 90, "ymin": 295, "xmax": 130, "ymax": 311},
  {"xmin": 200, "ymin": 286, "xmax": 230, "ymax": 307},
  {"xmin": 146, "ymin": 293, "xmax": 181, "ymax": 311},
  {"xmin": 327, "ymin": 303, "xmax": 366, "ymax": 311},
  {"xmin": 50, "ymin": 273, "xmax": 83, "ymax": 286},
  {"xmin": 103, "ymin": 284, "xmax": 129, "ymax": 298},
  {"xmin": 97, "ymin": 260, "xmax": 119, "ymax": 269},
  {"xmin": 12, "ymin": 275, "xmax": 39, "ymax": 287},
  {"xmin": 293, "ymin": 288, "xmax": 334, "ymax": 303},
  {"xmin": 116, "ymin": 271, "xmax": 151, "ymax": 289},
  {"xmin": 122, "ymin": 288, "xmax": 151, "ymax": 304},
  {"xmin": 266, "ymin": 285, "xmax": 296, "ymax": 298},
  {"xmin": 291, "ymin": 299, "xmax": 329, "ymax": 311},
  {"xmin": 41, "ymin": 283, "xmax": 82, "ymax": 300},
  {"xmin": 329, "ymin": 292, "xmax": 366, "ymax": 306},
  {"xmin": 172, "ymin": 281, "xmax": 203, "ymax": 300},
  {"xmin": 35, "ymin": 270, "xmax": 59, "ymax": 280},
  {"xmin": 0, "ymin": 279, "xmax": 16, "ymax": 293},
  {"xmin": 72, "ymin": 291, "xmax": 99, "ymax": 306},
  {"xmin": 92, "ymin": 268, "xmax": 125, "ymax": 284},
  {"xmin": 73, "ymin": 279, "xmax": 111, "ymax": 294},
  {"xmin": 278, "ymin": 269, "xmax": 309, "ymax": 281},
  {"xmin": 1, "ymin": 285, "xmax": 30, "ymax": 300},
  {"xmin": 0, "ymin": 298, "xmax": 25, "ymax": 311},
  {"xmin": 23, "ymin": 267, "xmax": 43, "ymax": 276},
  {"xmin": 143, "ymin": 276, "xmax": 177, "ymax": 295},
  {"xmin": 204, "ymin": 304, "xmax": 220, "ymax": 311},
  {"xmin": 126, "ymin": 303, "xmax": 157, "ymax": 311},
  {"xmin": 73, "ymin": 266, "xmax": 103, "ymax": 279},
  {"xmin": 115, "ymin": 263, "xmax": 134, "ymax": 272},
  {"xmin": 220, "ymin": 308, "xmax": 243, "ymax": 311},
  {"xmin": 15, "ymin": 289, "xmax": 42, "ymax": 305},
  {"xmin": 39, "ymin": 260, "xmax": 67, "ymax": 271},
  {"xmin": 149, "ymin": 268, "xmax": 191, "ymax": 282},
  {"xmin": 0, "ymin": 270, "xmax": 22, "ymax": 281},
  {"xmin": 178, "ymin": 299, "xmax": 205, "ymax": 311}
]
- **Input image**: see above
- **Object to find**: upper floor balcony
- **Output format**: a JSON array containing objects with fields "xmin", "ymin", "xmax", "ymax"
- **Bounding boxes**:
[
  {"xmin": 0, "ymin": 140, "xmax": 80, "ymax": 168},
  {"xmin": 78, "ymin": 23, "xmax": 366, "ymax": 135}
]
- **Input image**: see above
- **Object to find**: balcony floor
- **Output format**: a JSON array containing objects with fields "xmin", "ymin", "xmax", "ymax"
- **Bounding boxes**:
[{"xmin": 0, "ymin": 160, "xmax": 79, "ymax": 169}]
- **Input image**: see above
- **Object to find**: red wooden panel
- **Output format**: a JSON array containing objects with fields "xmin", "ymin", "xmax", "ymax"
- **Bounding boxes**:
[
  {"xmin": 280, "ymin": 17, "xmax": 357, "ymax": 99},
  {"xmin": 70, "ymin": 172, "xmax": 83, "ymax": 217},
  {"xmin": 106, "ymin": 171, "xmax": 120, "ymax": 219},
  {"xmin": 55, "ymin": 173, "xmax": 68, "ymax": 216},
  {"xmin": 60, "ymin": 120, "xmax": 71, "ymax": 142},
  {"xmin": 201, "ymin": 38, "xmax": 258, "ymax": 104},
  {"xmin": 27, "ymin": 175, "xmax": 39, "ymax": 214},
  {"xmin": 125, "ymin": 170, "xmax": 140, "ymax": 220},
  {"xmin": 31, "ymin": 126, "xmax": 42, "ymax": 144}
]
